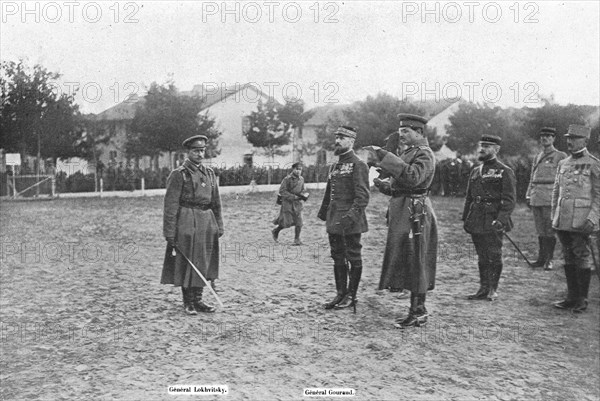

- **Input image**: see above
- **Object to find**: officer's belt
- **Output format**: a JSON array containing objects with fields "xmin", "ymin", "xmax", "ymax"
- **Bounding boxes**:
[
  {"xmin": 531, "ymin": 180, "xmax": 555, "ymax": 184},
  {"xmin": 179, "ymin": 201, "xmax": 212, "ymax": 210},
  {"xmin": 391, "ymin": 188, "xmax": 428, "ymax": 197},
  {"xmin": 473, "ymin": 196, "xmax": 499, "ymax": 203}
]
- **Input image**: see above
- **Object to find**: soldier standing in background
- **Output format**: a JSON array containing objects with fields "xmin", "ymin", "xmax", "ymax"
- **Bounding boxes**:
[
  {"xmin": 272, "ymin": 162, "xmax": 308, "ymax": 245},
  {"xmin": 552, "ymin": 125, "xmax": 599, "ymax": 313},
  {"xmin": 318, "ymin": 126, "xmax": 370, "ymax": 311},
  {"xmin": 526, "ymin": 127, "xmax": 567, "ymax": 270},
  {"xmin": 463, "ymin": 135, "xmax": 516, "ymax": 301},
  {"xmin": 366, "ymin": 114, "xmax": 438, "ymax": 328}
]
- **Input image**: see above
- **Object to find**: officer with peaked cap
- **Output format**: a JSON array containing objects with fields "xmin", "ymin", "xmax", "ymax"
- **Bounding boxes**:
[
  {"xmin": 526, "ymin": 127, "xmax": 567, "ymax": 270},
  {"xmin": 318, "ymin": 126, "xmax": 370, "ymax": 312},
  {"xmin": 161, "ymin": 135, "xmax": 224, "ymax": 315},
  {"xmin": 463, "ymin": 134, "xmax": 516, "ymax": 302},
  {"xmin": 364, "ymin": 114, "xmax": 438, "ymax": 328},
  {"xmin": 552, "ymin": 124, "xmax": 599, "ymax": 313}
]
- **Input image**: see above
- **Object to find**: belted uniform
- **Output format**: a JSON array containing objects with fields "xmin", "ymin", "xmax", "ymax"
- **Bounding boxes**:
[
  {"xmin": 526, "ymin": 146, "xmax": 567, "ymax": 268},
  {"xmin": 377, "ymin": 138, "xmax": 438, "ymax": 295},
  {"xmin": 318, "ymin": 149, "xmax": 370, "ymax": 309},
  {"xmin": 463, "ymin": 156, "xmax": 516, "ymax": 298},
  {"xmin": 161, "ymin": 159, "xmax": 223, "ymax": 288},
  {"xmin": 552, "ymin": 148, "xmax": 600, "ymax": 311}
]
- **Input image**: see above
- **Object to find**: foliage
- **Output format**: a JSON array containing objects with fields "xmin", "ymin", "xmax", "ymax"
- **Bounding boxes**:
[
  {"xmin": 243, "ymin": 99, "xmax": 290, "ymax": 160},
  {"xmin": 127, "ymin": 81, "xmax": 221, "ymax": 161},
  {"xmin": 0, "ymin": 59, "xmax": 82, "ymax": 160}
]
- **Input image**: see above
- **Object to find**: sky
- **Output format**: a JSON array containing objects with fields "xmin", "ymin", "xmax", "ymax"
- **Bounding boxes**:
[{"xmin": 1, "ymin": 1, "xmax": 599, "ymax": 114}]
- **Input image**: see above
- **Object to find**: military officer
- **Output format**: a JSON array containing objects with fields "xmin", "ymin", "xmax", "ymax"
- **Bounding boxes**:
[
  {"xmin": 318, "ymin": 126, "xmax": 370, "ymax": 312},
  {"xmin": 364, "ymin": 114, "xmax": 438, "ymax": 328},
  {"xmin": 551, "ymin": 124, "xmax": 599, "ymax": 313},
  {"xmin": 463, "ymin": 134, "xmax": 516, "ymax": 301},
  {"xmin": 526, "ymin": 127, "xmax": 567, "ymax": 270},
  {"xmin": 161, "ymin": 135, "xmax": 224, "ymax": 315}
]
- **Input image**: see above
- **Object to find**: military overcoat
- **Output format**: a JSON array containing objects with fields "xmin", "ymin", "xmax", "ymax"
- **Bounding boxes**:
[
  {"xmin": 526, "ymin": 146, "xmax": 567, "ymax": 207},
  {"xmin": 161, "ymin": 159, "xmax": 223, "ymax": 288},
  {"xmin": 377, "ymin": 138, "xmax": 438, "ymax": 293},
  {"xmin": 274, "ymin": 173, "xmax": 305, "ymax": 228}
]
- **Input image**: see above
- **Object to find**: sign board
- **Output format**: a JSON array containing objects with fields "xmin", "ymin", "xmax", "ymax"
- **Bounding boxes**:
[{"xmin": 5, "ymin": 153, "xmax": 21, "ymax": 166}]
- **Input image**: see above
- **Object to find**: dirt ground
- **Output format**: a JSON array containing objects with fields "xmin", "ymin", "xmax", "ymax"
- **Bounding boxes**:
[{"xmin": 1, "ymin": 190, "xmax": 599, "ymax": 401}]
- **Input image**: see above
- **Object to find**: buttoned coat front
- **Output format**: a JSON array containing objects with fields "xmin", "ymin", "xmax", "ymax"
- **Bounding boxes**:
[
  {"xmin": 161, "ymin": 159, "xmax": 223, "ymax": 288},
  {"xmin": 377, "ymin": 139, "xmax": 438, "ymax": 293},
  {"xmin": 317, "ymin": 150, "xmax": 370, "ymax": 235},
  {"xmin": 526, "ymin": 146, "xmax": 567, "ymax": 207},
  {"xmin": 551, "ymin": 149, "xmax": 600, "ymax": 232}
]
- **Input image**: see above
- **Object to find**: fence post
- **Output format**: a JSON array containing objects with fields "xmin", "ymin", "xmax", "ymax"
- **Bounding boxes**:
[
  {"xmin": 100, "ymin": 178, "xmax": 104, "ymax": 198},
  {"xmin": 141, "ymin": 177, "xmax": 145, "ymax": 194},
  {"xmin": 51, "ymin": 176, "xmax": 56, "ymax": 198}
]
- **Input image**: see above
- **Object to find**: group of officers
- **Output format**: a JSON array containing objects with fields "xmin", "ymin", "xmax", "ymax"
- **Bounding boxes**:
[{"xmin": 160, "ymin": 115, "xmax": 598, "ymax": 327}]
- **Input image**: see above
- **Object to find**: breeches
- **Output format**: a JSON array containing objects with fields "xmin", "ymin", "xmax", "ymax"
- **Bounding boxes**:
[
  {"xmin": 329, "ymin": 233, "xmax": 362, "ymax": 263},
  {"xmin": 557, "ymin": 231, "xmax": 591, "ymax": 269},
  {"xmin": 532, "ymin": 206, "xmax": 554, "ymax": 237},
  {"xmin": 472, "ymin": 233, "xmax": 503, "ymax": 266}
]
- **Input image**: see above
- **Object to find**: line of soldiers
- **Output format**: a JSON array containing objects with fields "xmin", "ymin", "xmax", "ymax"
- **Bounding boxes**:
[{"xmin": 160, "ymin": 119, "xmax": 597, "ymax": 324}]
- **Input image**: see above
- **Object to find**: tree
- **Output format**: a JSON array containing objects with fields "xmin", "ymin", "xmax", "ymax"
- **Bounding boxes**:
[
  {"xmin": 127, "ymin": 81, "xmax": 221, "ymax": 168},
  {"xmin": 0, "ymin": 59, "xmax": 82, "ymax": 165},
  {"xmin": 446, "ymin": 103, "xmax": 533, "ymax": 157},
  {"xmin": 521, "ymin": 101, "xmax": 600, "ymax": 154},
  {"xmin": 278, "ymin": 99, "xmax": 315, "ymax": 162},
  {"xmin": 243, "ymin": 99, "xmax": 290, "ymax": 162}
]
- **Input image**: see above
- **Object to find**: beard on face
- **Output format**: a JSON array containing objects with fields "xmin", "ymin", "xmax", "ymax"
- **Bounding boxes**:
[
  {"xmin": 478, "ymin": 152, "xmax": 492, "ymax": 161},
  {"xmin": 334, "ymin": 144, "xmax": 349, "ymax": 155}
]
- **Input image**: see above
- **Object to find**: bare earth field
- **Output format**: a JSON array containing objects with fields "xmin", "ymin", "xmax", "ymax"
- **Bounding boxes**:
[{"xmin": 1, "ymin": 190, "xmax": 599, "ymax": 401}]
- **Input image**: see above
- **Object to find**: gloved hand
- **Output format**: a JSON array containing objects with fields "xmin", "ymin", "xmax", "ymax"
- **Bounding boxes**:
[
  {"xmin": 362, "ymin": 146, "xmax": 385, "ymax": 167},
  {"xmin": 491, "ymin": 220, "xmax": 504, "ymax": 233},
  {"xmin": 526, "ymin": 198, "xmax": 531, "ymax": 208},
  {"xmin": 166, "ymin": 237, "xmax": 176, "ymax": 247},
  {"xmin": 218, "ymin": 230, "xmax": 224, "ymax": 238},
  {"xmin": 579, "ymin": 219, "xmax": 595, "ymax": 234}
]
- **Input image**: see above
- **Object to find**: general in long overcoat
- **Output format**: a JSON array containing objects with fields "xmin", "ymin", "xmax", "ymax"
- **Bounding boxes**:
[
  {"xmin": 161, "ymin": 159, "xmax": 223, "ymax": 288},
  {"xmin": 376, "ymin": 138, "xmax": 438, "ymax": 294}
]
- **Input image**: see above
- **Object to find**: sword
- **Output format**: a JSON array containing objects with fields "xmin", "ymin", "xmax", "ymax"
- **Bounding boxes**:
[
  {"xmin": 586, "ymin": 236, "xmax": 600, "ymax": 280},
  {"xmin": 502, "ymin": 232, "xmax": 534, "ymax": 267},
  {"xmin": 172, "ymin": 245, "xmax": 224, "ymax": 308}
]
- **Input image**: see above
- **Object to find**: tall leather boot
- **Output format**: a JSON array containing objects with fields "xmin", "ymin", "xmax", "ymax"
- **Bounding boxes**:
[
  {"xmin": 396, "ymin": 293, "xmax": 428, "ymax": 328},
  {"xmin": 336, "ymin": 260, "xmax": 362, "ymax": 312},
  {"xmin": 487, "ymin": 263, "xmax": 502, "ymax": 301},
  {"xmin": 293, "ymin": 226, "xmax": 302, "ymax": 246},
  {"xmin": 182, "ymin": 287, "xmax": 197, "ymax": 315},
  {"xmin": 572, "ymin": 268, "xmax": 591, "ymax": 313},
  {"xmin": 271, "ymin": 226, "xmax": 282, "ymax": 242},
  {"xmin": 554, "ymin": 264, "xmax": 578, "ymax": 309},
  {"xmin": 193, "ymin": 287, "xmax": 216, "ymax": 313},
  {"xmin": 467, "ymin": 262, "xmax": 489, "ymax": 300},
  {"xmin": 324, "ymin": 263, "xmax": 348, "ymax": 309},
  {"xmin": 544, "ymin": 237, "xmax": 556, "ymax": 271},
  {"xmin": 530, "ymin": 237, "xmax": 546, "ymax": 268}
]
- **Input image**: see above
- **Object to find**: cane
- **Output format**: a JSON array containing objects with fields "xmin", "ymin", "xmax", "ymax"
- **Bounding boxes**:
[
  {"xmin": 172, "ymin": 245, "xmax": 224, "ymax": 308},
  {"xmin": 502, "ymin": 232, "xmax": 534, "ymax": 267}
]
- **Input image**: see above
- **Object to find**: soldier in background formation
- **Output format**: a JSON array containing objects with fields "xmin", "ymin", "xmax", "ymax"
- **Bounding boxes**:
[
  {"xmin": 318, "ymin": 126, "xmax": 370, "ymax": 312},
  {"xmin": 463, "ymin": 134, "xmax": 516, "ymax": 301},
  {"xmin": 526, "ymin": 127, "xmax": 567, "ymax": 270},
  {"xmin": 551, "ymin": 125, "xmax": 599, "ymax": 313},
  {"xmin": 272, "ymin": 162, "xmax": 308, "ymax": 245},
  {"xmin": 365, "ymin": 114, "xmax": 438, "ymax": 328}
]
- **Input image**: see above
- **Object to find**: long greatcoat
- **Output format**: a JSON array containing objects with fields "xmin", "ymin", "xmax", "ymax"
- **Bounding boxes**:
[
  {"xmin": 377, "ymin": 138, "xmax": 438, "ymax": 293},
  {"xmin": 161, "ymin": 159, "xmax": 223, "ymax": 288},
  {"xmin": 274, "ymin": 173, "xmax": 305, "ymax": 228}
]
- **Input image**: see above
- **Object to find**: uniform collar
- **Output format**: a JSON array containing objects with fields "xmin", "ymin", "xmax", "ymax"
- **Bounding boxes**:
[
  {"xmin": 337, "ymin": 149, "xmax": 355, "ymax": 162},
  {"xmin": 183, "ymin": 158, "xmax": 204, "ymax": 172},
  {"xmin": 405, "ymin": 137, "xmax": 429, "ymax": 151},
  {"xmin": 571, "ymin": 148, "xmax": 587, "ymax": 159},
  {"xmin": 482, "ymin": 156, "xmax": 497, "ymax": 166}
]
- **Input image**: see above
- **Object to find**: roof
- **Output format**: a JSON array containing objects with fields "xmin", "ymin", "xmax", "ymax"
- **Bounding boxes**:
[
  {"xmin": 304, "ymin": 104, "xmax": 349, "ymax": 127},
  {"xmin": 94, "ymin": 83, "xmax": 274, "ymax": 121}
]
